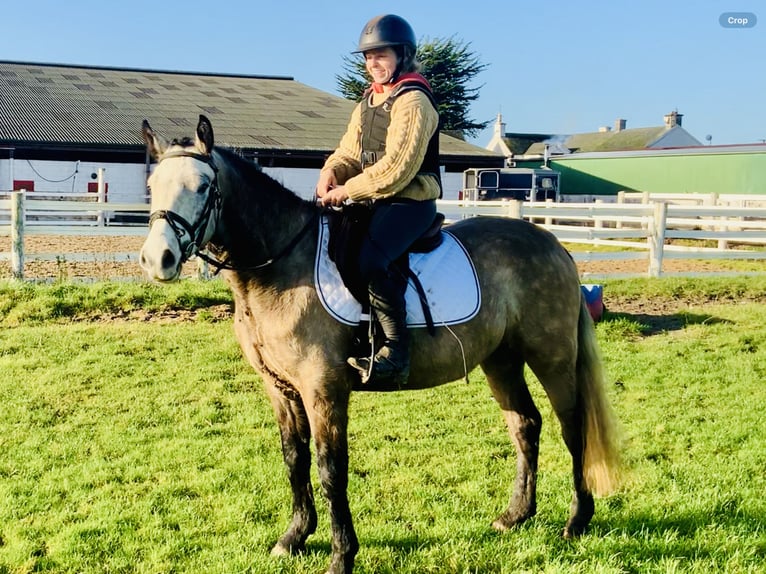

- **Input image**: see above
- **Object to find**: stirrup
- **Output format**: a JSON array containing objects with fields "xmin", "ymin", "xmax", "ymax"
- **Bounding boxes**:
[
  {"xmin": 347, "ymin": 355, "xmax": 373, "ymax": 383},
  {"xmin": 348, "ymin": 346, "xmax": 410, "ymax": 388}
]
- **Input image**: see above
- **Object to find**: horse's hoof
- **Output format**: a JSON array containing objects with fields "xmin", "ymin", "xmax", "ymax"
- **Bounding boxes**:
[
  {"xmin": 491, "ymin": 509, "xmax": 535, "ymax": 532},
  {"xmin": 270, "ymin": 543, "xmax": 291, "ymax": 557},
  {"xmin": 562, "ymin": 524, "xmax": 587, "ymax": 539}
]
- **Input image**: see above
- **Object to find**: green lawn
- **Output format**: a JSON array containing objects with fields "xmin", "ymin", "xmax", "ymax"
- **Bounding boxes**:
[{"xmin": 0, "ymin": 278, "xmax": 764, "ymax": 573}]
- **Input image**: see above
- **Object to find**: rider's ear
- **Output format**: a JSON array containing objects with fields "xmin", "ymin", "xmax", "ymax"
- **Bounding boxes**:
[
  {"xmin": 196, "ymin": 115, "xmax": 215, "ymax": 155},
  {"xmin": 141, "ymin": 119, "xmax": 168, "ymax": 159}
]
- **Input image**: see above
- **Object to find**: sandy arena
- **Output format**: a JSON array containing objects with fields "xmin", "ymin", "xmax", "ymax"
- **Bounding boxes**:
[{"xmin": 1, "ymin": 235, "xmax": 763, "ymax": 327}]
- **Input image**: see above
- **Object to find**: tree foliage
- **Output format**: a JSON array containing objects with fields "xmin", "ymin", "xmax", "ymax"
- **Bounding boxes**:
[{"xmin": 335, "ymin": 36, "xmax": 490, "ymax": 139}]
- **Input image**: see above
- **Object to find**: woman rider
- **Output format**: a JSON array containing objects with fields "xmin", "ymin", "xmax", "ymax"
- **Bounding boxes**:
[{"xmin": 316, "ymin": 14, "xmax": 441, "ymax": 387}]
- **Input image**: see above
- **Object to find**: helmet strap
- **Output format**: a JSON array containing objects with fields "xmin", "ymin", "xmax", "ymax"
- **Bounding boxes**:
[{"xmin": 389, "ymin": 47, "xmax": 404, "ymax": 83}]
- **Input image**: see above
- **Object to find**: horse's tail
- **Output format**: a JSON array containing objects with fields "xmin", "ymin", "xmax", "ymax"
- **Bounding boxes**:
[{"xmin": 576, "ymin": 297, "xmax": 620, "ymax": 496}]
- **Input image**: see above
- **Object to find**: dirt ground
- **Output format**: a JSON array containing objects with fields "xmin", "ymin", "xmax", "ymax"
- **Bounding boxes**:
[
  {"xmin": 3, "ymin": 234, "xmax": 743, "ymax": 279},
  {"xmin": 1, "ymin": 235, "xmax": 762, "ymax": 329}
]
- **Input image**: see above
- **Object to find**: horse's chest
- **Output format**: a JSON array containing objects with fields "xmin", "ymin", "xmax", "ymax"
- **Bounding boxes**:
[{"xmin": 231, "ymin": 298, "xmax": 304, "ymax": 388}]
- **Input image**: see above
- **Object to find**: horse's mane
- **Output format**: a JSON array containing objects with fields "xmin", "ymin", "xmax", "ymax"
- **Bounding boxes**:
[
  {"xmin": 215, "ymin": 146, "xmax": 264, "ymax": 175},
  {"xmin": 170, "ymin": 137, "xmax": 195, "ymax": 147},
  {"xmin": 208, "ymin": 146, "xmax": 318, "ymax": 263},
  {"xmin": 214, "ymin": 146, "xmax": 313, "ymax": 209}
]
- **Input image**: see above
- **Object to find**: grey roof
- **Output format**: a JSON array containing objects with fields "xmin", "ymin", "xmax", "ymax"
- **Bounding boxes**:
[
  {"xmin": 523, "ymin": 125, "xmax": 701, "ymax": 155},
  {"xmin": 524, "ymin": 126, "xmax": 670, "ymax": 154},
  {"xmin": 0, "ymin": 60, "xmax": 502, "ymax": 167}
]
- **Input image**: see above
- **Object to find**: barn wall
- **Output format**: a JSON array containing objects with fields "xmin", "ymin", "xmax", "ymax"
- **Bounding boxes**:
[
  {"xmin": 551, "ymin": 148, "xmax": 766, "ymax": 196},
  {"xmin": 2, "ymin": 160, "xmax": 465, "ymax": 203},
  {"xmin": 1, "ymin": 158, "xmax": 147, "ymax": 202}
]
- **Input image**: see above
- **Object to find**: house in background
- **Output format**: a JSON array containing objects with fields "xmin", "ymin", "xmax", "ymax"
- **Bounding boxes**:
[
  {"xmin": 0, "ymin": 60, "xmax": 504, "ymax": 203},
  {"xmin": 486, "ymin": 111, "xmax": 702, "ymax": 164},
  {"xmin": 484, "ymin": 111, "xmax": 766, "ymax": 197}
]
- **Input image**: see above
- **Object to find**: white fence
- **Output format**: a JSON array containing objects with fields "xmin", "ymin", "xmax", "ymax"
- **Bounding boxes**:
[
  {"xmin": 0, "ymin": 191, "xmax": 149, "ymax": 280},
  {"xmin": 1, "ymin": 190, "xmax": 765, "ymax": 280},
  {"xmin": 438, "ymin": 194, "xmax": 765, "ymax": 278},
  {"xmin": 616, "ymin": 190, "xmax": 766, "ymax": 208}
]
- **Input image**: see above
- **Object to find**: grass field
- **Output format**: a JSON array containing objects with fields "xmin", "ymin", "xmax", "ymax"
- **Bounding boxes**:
[{"xmin": 0, "ymin": 278, "xmax": 765, "ymax": 573}]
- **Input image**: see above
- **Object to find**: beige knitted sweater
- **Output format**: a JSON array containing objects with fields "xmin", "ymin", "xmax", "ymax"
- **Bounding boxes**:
[{"xmin": 320, "ymin": 89, "xmax": 441, "ymax": 202}]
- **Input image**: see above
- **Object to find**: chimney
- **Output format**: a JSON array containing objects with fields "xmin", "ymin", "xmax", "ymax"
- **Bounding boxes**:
[
  {"xmin": 614, "ymin": 118, "xmax": 626, "ymax": 132},
  {"xmin": 494, "ymin": 113, "xmax": 506, "ymax": 137},
  {"xmin": 664, "ymin": 110, "xmax": 683, "ymax": 128}
]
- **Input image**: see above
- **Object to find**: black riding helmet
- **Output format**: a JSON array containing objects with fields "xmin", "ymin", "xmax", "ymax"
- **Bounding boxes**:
[
  {"xmin": 356, "ymin": 15, "xmax": 417, "ymax": 83},
  {"xmin": 355, "ymin": 14, "xmax": 416, "ymax": 53}
]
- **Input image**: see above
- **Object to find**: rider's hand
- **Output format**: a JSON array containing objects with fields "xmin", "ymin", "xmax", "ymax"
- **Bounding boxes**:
[
  {"xmin": 315, "ymin": 169, "xmax": 338, "ymax": 199},
  {"xmin": 320, "ymin": 185, "xmax": 349, "ymax": 207}
]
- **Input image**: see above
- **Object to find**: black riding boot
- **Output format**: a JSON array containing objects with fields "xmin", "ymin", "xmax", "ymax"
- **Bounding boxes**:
[{"xmin": 348, "ymin": 271, "xmax": 410, "ymax": 388}]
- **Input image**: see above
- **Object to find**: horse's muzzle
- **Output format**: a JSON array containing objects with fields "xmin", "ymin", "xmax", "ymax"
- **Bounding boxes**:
[{"xmin": 139, "ymin": 233, "xmax": 183, "ymax": 282}]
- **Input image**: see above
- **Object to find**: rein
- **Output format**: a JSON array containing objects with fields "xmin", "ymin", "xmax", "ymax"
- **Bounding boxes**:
[
  {"xmin": 196, "ymin": 210, "xmax": 317, "ymax": 273},
  {"xmin": 149, "ymin": 149, "xmax": 317, "ymax": 274}
]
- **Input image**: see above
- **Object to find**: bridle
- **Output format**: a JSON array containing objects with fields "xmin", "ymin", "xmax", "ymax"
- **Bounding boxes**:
[
  {"xmin": 148, "ymin": 149, "xmax": 317, "ymax": 273},
  {"xmin": 148, "ymin": 150, "xmax": 222, "ymax": 264}
]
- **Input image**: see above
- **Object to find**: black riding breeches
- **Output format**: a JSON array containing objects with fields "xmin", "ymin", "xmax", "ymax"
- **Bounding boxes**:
[{"xmin": 358, "ymin": 199, "xmax": 437, "ymax": 284}]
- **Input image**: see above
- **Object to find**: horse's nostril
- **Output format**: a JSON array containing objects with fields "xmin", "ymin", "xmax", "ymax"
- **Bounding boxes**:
[{"xmin": 161, "ymin": 249, "xmax": 176, "ymax": 270}]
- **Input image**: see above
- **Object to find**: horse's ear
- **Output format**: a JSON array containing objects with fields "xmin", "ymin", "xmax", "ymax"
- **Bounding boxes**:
[
  {"xmin": 196, "ymin": 115, "xmax": 214, "ymax": 155},
  {"xmin": 142, "ymin": 119, "xmax": 167, "ymax": 159}
]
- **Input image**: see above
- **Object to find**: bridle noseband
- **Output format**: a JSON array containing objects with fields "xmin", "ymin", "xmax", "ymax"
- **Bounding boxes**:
[{"xmin": 148, "ymin": 150, "xmax": 222, "ymax": 263}]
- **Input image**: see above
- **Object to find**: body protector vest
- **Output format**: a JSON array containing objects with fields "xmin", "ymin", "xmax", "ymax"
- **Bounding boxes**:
[{"xmin": 359, "ymin": 81, "xmax": 442, "ymax": 197}]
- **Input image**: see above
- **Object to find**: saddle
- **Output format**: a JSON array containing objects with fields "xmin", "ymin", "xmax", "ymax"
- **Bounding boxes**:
[
  {"xmin": 411, "ymin": 212, "xmax": 446, "ymax": 253},
  {"xmin": 326, "ymin": 205, "xmax": 444, "ymax": 307},
  {"xmin": 315, "ymin": 215, "xmax": 481, "ymax": 335}
]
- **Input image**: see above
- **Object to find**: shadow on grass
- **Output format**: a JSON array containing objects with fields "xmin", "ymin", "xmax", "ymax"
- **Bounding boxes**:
[
  {"xmin": 586, "ymin": 502, "xmax": 766, "ymax": 564},
  {"xmin": 604, "ymin": 311, "xmax": 733, "ymax": 335},
  {"xmin": 298, "ymin": 502, "xmax": 766, "ymax": 567},
  {"xmin": 301, "ymin": 522, "xmax": 506, "ymax": 557}
]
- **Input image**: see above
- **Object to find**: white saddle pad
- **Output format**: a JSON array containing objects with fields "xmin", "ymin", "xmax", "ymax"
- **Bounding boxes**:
[{"xmin": 314, "ymin": 216, "xmax": 481, "ymax": 327}]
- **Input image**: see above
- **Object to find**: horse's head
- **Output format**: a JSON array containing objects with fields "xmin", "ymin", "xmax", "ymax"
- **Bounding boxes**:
[{"xmin": 139, "ymin": 115, "xmax": 221, "ymax": 281}]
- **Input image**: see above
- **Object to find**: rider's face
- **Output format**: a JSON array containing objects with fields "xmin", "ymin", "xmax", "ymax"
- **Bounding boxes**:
[{"xmin": 364, "ymin": 47, "xmax": 398, "ymax": 84}]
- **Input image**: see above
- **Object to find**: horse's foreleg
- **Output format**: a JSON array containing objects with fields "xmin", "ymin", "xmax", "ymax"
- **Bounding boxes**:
[
  {"xmin": 268, "ymin": 393, "xmax": 318, "ymax": 556},
  {"xmin": 482, "ymin": 351, "xmax": 542, "ymax": 531},
  {"xmin": 308, "ymin": 389, "xmax": 358, "ymax": 574}
]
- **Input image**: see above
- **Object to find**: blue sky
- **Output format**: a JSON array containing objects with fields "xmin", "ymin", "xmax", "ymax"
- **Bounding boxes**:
[{"xmin": 3, "ymin": 0, "xmax": 764, "ymax": 147}]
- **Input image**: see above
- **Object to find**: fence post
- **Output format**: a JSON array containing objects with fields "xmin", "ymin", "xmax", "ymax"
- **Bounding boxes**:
[
  {"xmin": 97, "ymin": 168, "xmax": 106, "ymax": 226},
  {"xmin": 704, "ymin": 192, "xmax": 729, "ymax": 250},
  {"xmin": 594, "ymin": 199, "xmax": 604, "ymax": 229},
  {"xmin": 197, "ymin": 257, "xmax": 210, "ymax": 280},
  {"xmin": 544, "ymin": 198, "xmax": 553, "ymax": 226},
  {"xmin": 11, "ymin": 190, "xmax": 25, "ymax": 280},
  {"xmin": 641, "ymin": 191, "xmax": 650, "ymax": 204},
  {"xmin": 640, "ymin": 191, "xmax": 651, "ymax": 231},
  {"xmin": 507, "ymin": 200, "xmax": 522, "ymax": 219},
  {"xmin": 616, "ymin": 191, "xmax": 625, "ymax": 229},
  {"xmin": 647, "ymin": 201, "xmax": 667, "ymax": 278}
]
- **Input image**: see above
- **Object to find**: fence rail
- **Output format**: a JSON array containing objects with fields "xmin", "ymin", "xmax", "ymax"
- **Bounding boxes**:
[
  {"xmin": 441, "ymin": 195, "xmax": 766, "ymax": 278},
  {"xmin": 1, "ymin": 191, "xmax": 765, "ymax": 280},
  {"xmin": 0, "ymin": 191, "xmax": 149, "ymax": 279},
  {"xmin": 616, "ymin": 190, "xmax": 766, "ymax": 207}
]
